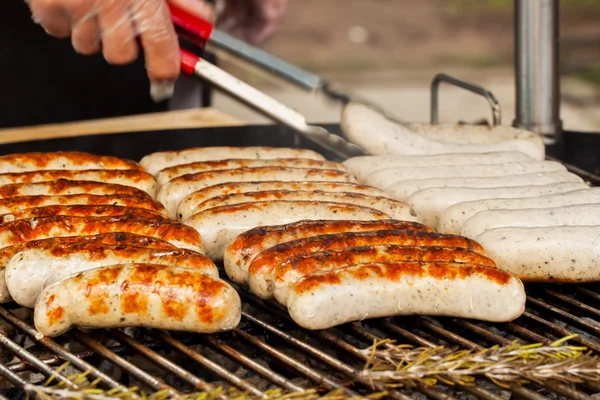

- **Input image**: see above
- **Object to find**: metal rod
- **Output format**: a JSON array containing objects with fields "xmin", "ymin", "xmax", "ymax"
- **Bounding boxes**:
[{"xmin": 514, "ymin": 0, "xmax": 563, "ymax": 145}]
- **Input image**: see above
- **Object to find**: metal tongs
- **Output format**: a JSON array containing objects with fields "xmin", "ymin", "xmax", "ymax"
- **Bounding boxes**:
[{"xmin": 168, "ymin": 4, "xmax": 365, "ymax": 158}]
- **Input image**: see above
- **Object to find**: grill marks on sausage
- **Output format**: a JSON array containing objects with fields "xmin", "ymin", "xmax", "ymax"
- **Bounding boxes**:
[
  {"xmin": 174, "ymin": 167, "xmax": 354, "ymax": 183},
  {"xmin": 0, "ymin": 152, "xmax": 143, "ymax": 171},
  {"xmin": 292, "ymin": 262, "xmax": 513, "ymax": 294},
  {"xmin": 0, "ymin": 169, "xmax": 153, "ymax": 184},
  {"xmin": 46, "ymin": 295, "xmax": 64, "ymax": 327},
  {"xmin": 0, "ymin": 180, "xmax": 151, "ymax": 199},
  {"xmin": 2, "ymin": 205, "xmax": 165, "ymax": 222}
]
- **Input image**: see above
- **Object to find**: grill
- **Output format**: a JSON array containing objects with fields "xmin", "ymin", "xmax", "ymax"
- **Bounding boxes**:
[{"xmin": 0, "ymin": 124, "xmax": 599, "ymax": 399}]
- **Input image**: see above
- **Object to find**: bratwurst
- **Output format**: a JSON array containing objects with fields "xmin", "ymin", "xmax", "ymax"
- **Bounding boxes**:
[
  {"xmin": 224, "ymin": 219, "xmax": 432, "ymax": 284},
  {"xmin": 287, "ymin": 261, "xmax": 525, "ymax": 330},
  {"xmin": 7, "ymin": 244, "xmax": 218, "ymax": 308},
  {"xmin": 34, "ymin": 264, "xmax": 242, "ymax": 337},
  {"xmin": 0, "ymin": 180, "xmax": 152, "ymax": 199},
  {"xmin": 0, "ymin": 205, "xmax": 165, "ymax": 223},
  {"xmin": 0, "ymin": 151, "xmax": 143, "ymax": 173}
]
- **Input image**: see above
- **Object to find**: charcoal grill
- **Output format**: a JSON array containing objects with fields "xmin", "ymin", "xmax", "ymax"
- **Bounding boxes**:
[{"xmin": 0, "ymin": 122, "xmax": 597, "ymax": 400}]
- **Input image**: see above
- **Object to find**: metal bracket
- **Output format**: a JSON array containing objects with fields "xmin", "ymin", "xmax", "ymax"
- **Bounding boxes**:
[{"xmin": 430, "ymin": 73, "xmax": 502, "ymax": 126}]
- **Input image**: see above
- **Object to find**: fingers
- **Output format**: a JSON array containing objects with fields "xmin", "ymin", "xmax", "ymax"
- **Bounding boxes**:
[
  {"xmin": 27, "ymin": 0, "xmax": 77, "ymax": 38},
  {"xmin": 71, "ymin": 1, "xmax": 101, "ymax": 54},
  {"xmin": 97, "ymin": 0, "xmax": 139, "ymax": 64}
]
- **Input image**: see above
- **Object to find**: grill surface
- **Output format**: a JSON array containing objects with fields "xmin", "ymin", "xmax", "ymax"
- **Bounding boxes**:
[{"xmin": 0, "ymin": 124, "xmax": 598, "ymax": 399}]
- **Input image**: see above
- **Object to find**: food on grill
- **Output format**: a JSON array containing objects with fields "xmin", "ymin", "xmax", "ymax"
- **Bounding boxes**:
[
  {"xmin": 177, "ymin": 181, "xmax": 390, "ymax": 221},
  {"xmin": 344, "ymin": 152, "xmax": 534, "ymax": 181},
  {"xmin": 407, "ymin": 182, "xmax": 589, "ymax": 228},
  {"xmin": 0, "ymin": 233, "xmax": 177, "ymax": 303},
  {"xmin": 341, "ymin": 102, "xmax": 545, "ymax": 160},
  {"xmin": 7, "ymin": 244, "xmax": 218, "ymax": 308},
  {"xmin": 141, "ymin": 146, "xmax": 326, "ymax": 175},
  {"xmin": 191, "ymin": 190, "xmax": 418, "ymax": 221},
  {"xmin": 158, "ymin": 167, "xmax": 357, "ymax": 219},
  {"xmin": 186, "ymin": 201, "xmax": 390, "ymax": 260},
  {"xmin": 247, "ymin": 230, "xmax": 485, "ymax": 300},
  {"xmin": 273, "ymin": 246, "xmax": 496, "ymax": 305},
  {"xmin": 0, "ymin": 179, "xmax": 152, "ymax": 199},
  {"xmin": 388, "ymin": 171, "xmax": 583, "ymax": 201},
  {"xmin": 224, "ymin": 219, "xmax": 431, "ymax": 284},
  {"xmin": 287, "ymin": 261, "xmax": 526, "ymax": 330},
  {"xmin": 0, "ymin": 151, "xmax": 143, "ymax": 173},
  {"xmin": 156, "ymin": 158, "xmax": 348, "ymax": 187},
  {"xmin": 438, "ymin": 188, "xmax": 600, "ymax": 234},
  {"xmin": 34, "ymin": 264, "xmax": 242, "ymax": 337},
  {"xmin": 0, "ymin": 170, "xmax": 156, "ymax": 196},
  {"xmin": 460, "ymin": 204, "xmax": 600, "ymax": 239},
  {"xmin": 0, "ymin": 215, "xmax": 204, "ymax": 252},
  {"xmin": 0, "ymin": 194, "xmax": 167, "ymax": 216},
  {"xmin": 476, "ymin": 226, "xmax": 600, "ymax": 282},
  {"xmin": 365, "ymin": 161, "xmax": 566, "ymax": 190},
  {"xmin": 0, "ymin": 204, "xmax": 166, "ymax": 223}
]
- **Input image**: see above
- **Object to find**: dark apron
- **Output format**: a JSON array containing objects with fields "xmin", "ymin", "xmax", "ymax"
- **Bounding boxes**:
[{"xmin": 0, "ymin": 1, "xmax": 169, "ymax": 129}]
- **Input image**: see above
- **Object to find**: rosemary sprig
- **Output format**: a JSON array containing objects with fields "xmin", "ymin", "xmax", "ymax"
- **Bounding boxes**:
[{"xmin": 360, "ymin": 334, "xmax": 600, "ymax": 387}]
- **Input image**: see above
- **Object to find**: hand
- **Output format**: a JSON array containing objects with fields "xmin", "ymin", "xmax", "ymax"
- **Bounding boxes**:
[
  {"xmin": 216, "ymin": 0, "xmax": 287, "ymax": 45},
  {"xmin": 26, "ymin": 0, "xmax": 214, "ymax": 101}
]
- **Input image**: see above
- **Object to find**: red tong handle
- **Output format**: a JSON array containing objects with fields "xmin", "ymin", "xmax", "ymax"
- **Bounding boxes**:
[{"xmin": 168, "ymin": 3, "xmax": 214, "ymax": 49}]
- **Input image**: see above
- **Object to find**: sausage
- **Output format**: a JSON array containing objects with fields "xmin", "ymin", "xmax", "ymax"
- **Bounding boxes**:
[
  {"xmin": 140, "ymin": 146, "xmax": 326, "ymax": 175},
  {"xmin": 273, "ymin": 245, "xmax": 496, "ymax": 305},
  {"xmin": 388, "ymin": 171, "xmax": 583, "ymax": 201},
  {"xmin": 0, "ymin": 215, "xmax": 204, "ymax": 252},
  {"xmin": 438, "ymin": 188, "xmax": 600, "ymax": 234},
  {"xmin": 7, "ymin": 244, "xmax": 218, "ymax": 308},
  {"xmin": 341, "ymin": 102, "xmax": 545, "ymax": 160},
  {"xmin": 190, "ymin": 190, "xmax": 418, "ymax": 222},
  {"xmin": 365, "ymin": 161, "xmax": 566, "ymax": 190},
  {"xmin": 475, "ymin": 226, "xmax": 600, "ymax": 282},
  {"xmin": 0, "ymin": 194, "xmax": 167, "ymax": 216},
  {"xmin": 158, "ymin": 167, "xmax": 357, "ymax": 219},
  {"xmin": 287, "ymin": 261, "xmax": 526, "ymax": 330},
  {"xmin": 0, "ymin": 170, "xmax": 156, "ymax": 196},
  {"xmin": 156, "ymin": 158, "xmax": 348, "ymax": 187},
  {"xmin": 408, "ymin": 182, "xmax": 589, "ymax": 229},
  {"xmin": 0, "ymin": 205, "xmax": 166, "ymax": 224},
  {"xmin": 0, "ymin": 151, "xmax": 143, "ymax": 173},
  {"xmin": 247, "ymin": 230, "xmax": 486, "ymax": 300},
  {"xmin": 461, "ymin": 204, "xmax": 600, "ymax": 239},
  {"xmin": 0, "ymin": 179, "xmax": 152, "ymax": 200},
  {"xmin": 224, "ymin": 219, "xmax": 432, "ymax": 284},
  {"xmin": 344, "ymin": 152, "xmax": 534, "ymax": 182},
  {"xmin": 34, "ymin": 264, "xmax": 242, "ymax": 337},
  {"xmin": 0, "ymin": 232, "xmax": 176, "ymax": 303},
  {"xmin": 186, "ymin": 201, "xmax": 390, "ymax": 261},
  {"xmin": 177, "ymin": 181, "xmax": 390, "ymax": 222}
]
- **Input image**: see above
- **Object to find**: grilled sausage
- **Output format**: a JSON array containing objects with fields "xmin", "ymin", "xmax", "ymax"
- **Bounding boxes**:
[
  {"xmin": 158, "ymin": 167, "xmax": 357, "ymax": 219},
  {"xmin": 224, "ymin": 219, "xmax": 432, "ymax": 284},
  {"xmin": 461, "ymin": 204, "xmax": 600, "ymax": 239},
  {"xmin": 7, "ymin": 244, "xmax": 218, "ymax": 308},
  {"xmin": 177, "ymin": 181, "xmax": 390, "ymax": 222},
  {"xmin": 34, "ymin": 264, "xmax": 242, "ymax": 337},
  {"xmin": 344, "ymin": 152, "xmax": 534, "ymax": 182},
  {"xmin": 438, "ymin": 188, "xmax": 600, "ymax": 234},
  {"xmin": 273, "ymin": 246, "xmax": 496, "ymax": 305},
  {"xmin": 0, "ymin": 232, "xmax": 176, "ymax": 303},
  {"xmin": 0, "ymin": 170, "xmax": 156, "ymax": 195},
  {"xmin": 388, "ymin": 171, "xmax": 584, "ymax": 201},
  {"xmin": 0, "ymin": 215, "xmax": 204, "ymax": 252},
  {"xmin": 140, "ymin": 146, "xmax": 326, "ymax": 175},
  {"xmin": 287, "ymin": 261, "xmax": 526, "ymax": 330},
  {"xmin": 156, "ymin": 158, "xmax": 348, "ymax": 187},
  {"xmin": 475, "ymin": 226, "xmax": 600, "ymax": 282},
  {"xmin": 191, "ymin": 190, "xmax": 418, "ymax": 222},
  {"xmin": 408, "ymin": 182, "xmax": 589, "ymax": 228},
  {"xmin": 0, "ymin": 180, "xmax": 152, "ymax": 200},
  {"xmin": 0, "ymin": 194, "xmax": 166, "ymax": 216},
  {"xmin": 248, "ymin": 230, "xmax": 486, "ymax": 300},
  {"xmin": 186, "ymin": 201, "xmax": 390, "ymax": 261},
  {"xmin": 0, "ymin": 205, "xmax": 166, "ymax": 224},
  {"xmin": 0, "ymin": 151, "xmax": 143, "ymax": 173},
  {"xmin": 365, "ymin": 161, "xmax": 566, "ymax": 190},
  {"xmin": 341, "ymin": 102, "xmax": 545, "ymax": 160}
]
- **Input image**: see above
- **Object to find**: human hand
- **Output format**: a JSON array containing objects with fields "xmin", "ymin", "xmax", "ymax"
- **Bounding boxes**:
[
  {"xmin": 216, "ymin": 0, "xmax": 287, "ymax": 45},
  {"xmin": 26, "ymin": 0, "xmax": 214, "ymax": 101}
]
